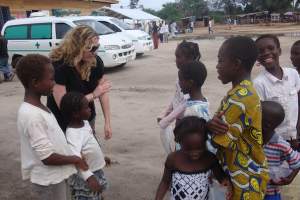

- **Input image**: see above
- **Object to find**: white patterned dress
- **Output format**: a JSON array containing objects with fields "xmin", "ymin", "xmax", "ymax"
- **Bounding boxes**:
[{"xmin": 171, "ymin": 169, "xmax": 211, "ymax": 200}]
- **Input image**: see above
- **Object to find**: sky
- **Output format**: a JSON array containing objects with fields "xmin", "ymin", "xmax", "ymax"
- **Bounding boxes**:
[{"xmin": 113, "ymin": 0, "xmax": 176, "ymax": 11}]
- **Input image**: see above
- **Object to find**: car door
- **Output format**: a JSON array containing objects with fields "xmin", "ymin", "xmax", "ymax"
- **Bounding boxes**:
[{"xmin": 29, "ymin": 23, "xmax": 53, "ymax": 56}]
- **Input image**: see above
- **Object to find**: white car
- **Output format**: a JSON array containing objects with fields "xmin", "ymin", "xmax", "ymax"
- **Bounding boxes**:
[
  {"xmin": 1, "ymin": 16, "xmax": 135, "ymax": 68},
  {"xmin": 92, "ymin": 16, "xmax": 153, "ymax": 56}
]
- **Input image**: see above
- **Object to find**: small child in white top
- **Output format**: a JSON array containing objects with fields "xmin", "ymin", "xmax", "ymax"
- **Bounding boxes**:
[
  {"xmin": 16, "ymin": 54, "xmax": 88, "ymax": 200},
  {"xmin": 60, "ymin": 92, "xmax": 107, "ymax": 200}
]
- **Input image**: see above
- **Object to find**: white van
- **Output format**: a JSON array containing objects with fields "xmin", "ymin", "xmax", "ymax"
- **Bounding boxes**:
[
  {"xmin": 92, "ymin": 16, "xmax": 153, "ymax": 56},
  {"xmin": 1, "ymin": 16, "xmax": 136, "ymax": 68}
]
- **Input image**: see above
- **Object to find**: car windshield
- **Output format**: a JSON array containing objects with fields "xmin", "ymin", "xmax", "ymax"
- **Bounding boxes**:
[
  {"xmin": 110, "ymin": 18, "xmax": 133, "ymax": 30},
  {"xmin": 74, "ymin": 20, "xmax": 115, "ymax": 35}
]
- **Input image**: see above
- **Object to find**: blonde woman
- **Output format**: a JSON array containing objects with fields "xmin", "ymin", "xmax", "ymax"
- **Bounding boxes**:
[{"xmin": 47, "ymin": 25, "xmax": 112, "ymax": 140}]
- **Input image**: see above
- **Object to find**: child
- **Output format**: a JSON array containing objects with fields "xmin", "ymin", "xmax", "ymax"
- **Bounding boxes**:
[
  {"xmin": 207, "ymin": 36, "xmax": 269, "ymax": 199},
  {"xmin": 155, "ymin": 116, "xmax": 231, "ymax": 200},
  {"xmin": 60, "ymin": 92, "xmax": 108, "ymax": 200},
  {"xmin": 290, "ymin": 40, "xmax": 300, "ymax": 74},
  {"xmin": 262, "ymin": 101, "xmax": 300, "ymax": 200},
  {"xmin": 159, "ymin": 61, "xmax": 209, "ymax": 127},
  {"xmin": 16, "ymin": 54, "xmax": 88, "ymax": 200},
  {"xmin": 254, "ymin": 34, "xmax": 300, "ymax": 149},
  {"xmin": 158, "ymin": 41, "xmax": 201, "ymax": 153}
]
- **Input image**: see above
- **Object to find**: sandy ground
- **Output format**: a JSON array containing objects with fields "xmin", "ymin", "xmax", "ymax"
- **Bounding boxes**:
[{"xmin": 0, "ymin": 34, "xmax": 300, "ymax": 200}]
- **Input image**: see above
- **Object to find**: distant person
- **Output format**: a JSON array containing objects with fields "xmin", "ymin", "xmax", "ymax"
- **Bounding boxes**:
[
  {"xmin": 170, "ymin": 21, "xmax": 177, "ymax": 38},
  {"xmin": 163, "ymin": 23, "xmax": 169, "ymax": 43},
  {"xmin": 155, "ymin": 116, "xmax": 232, "ymax": 200},
  {"xmin": 152, "ymin": 21, "xmax": 159, "ymax": 49},
  {"xmin": 0, "ymin": 35, "xmax": 14, "ymax": 82},
  {"xmin": 190, "ymin": 20, "xmax": 194, "ymax": 33},
  {"xmin": 16, "ymin": 54, "xmax": 87, "ymax": 200},
  {"xmin": 208, "ymin": 18, "xmax": 213, "ymax": 34},
  {"xmin": 159, "ymin": 23, "xmax": 164, "ymax": 43},
  {"xmin": 262, "ymin": 101, "xmax": 300, "ymax": 200},
  {"xmin": 61, "ymin": 92, "xmax": 108, "ymax": 200}
]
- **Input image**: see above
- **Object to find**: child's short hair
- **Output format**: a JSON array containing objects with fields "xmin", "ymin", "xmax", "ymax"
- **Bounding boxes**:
[
  {"xmin": 174, "ymin": 116, "xmax": 208, "ymax": 143},
  {"xmin": 180, "ymin": 61, "xmax": 207, "ymax": 88},
  {"xmin": 224, "ymin": 36, "xmax": 258, "ymax": 72},
  {"xmin": 60, "ymin": 92, "xmax": 86, "ymax": 124},
  {"xmin": 292, "ymin": 40, "xmax": 300, "ymax": 48},
  {"xmin": 177, "ymin": 40, "xmax": 201, "ymax": 61},
  {"xmin": 262, "ymin": 101, "xmax": 285, "ymax": 128},
  {"xmin": 16, "ymin": 54, "xmax": 51, "ymax": 88},
  {"xmin": 256, "ymin": 34, "xmax": 281, "ymax": 48}
]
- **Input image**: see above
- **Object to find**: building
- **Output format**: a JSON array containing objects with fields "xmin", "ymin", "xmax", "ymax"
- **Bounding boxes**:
[{"xmin": 0, "ymin": 0, "xmax": 118, "ymax": 18}]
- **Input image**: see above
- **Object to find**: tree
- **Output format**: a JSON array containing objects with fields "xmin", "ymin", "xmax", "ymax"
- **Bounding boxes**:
[
  {"xmin": 143, "ymin": 8, "xmax": 158, "ymax": 16},
  {"xmin": 129, "ymin": 0, "xmax": 139, "ymax": 9},
  {"xmin": 179, "ymin": 0, "xmax": 209, "ymax": 17},
  {"xmin": 157, "ymin": 2, "xmax": 183, "ymax": 21}
]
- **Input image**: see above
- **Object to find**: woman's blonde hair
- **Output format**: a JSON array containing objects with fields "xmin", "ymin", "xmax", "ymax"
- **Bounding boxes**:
[{"xmin": 50, "ymin": 25, "xmax": 99, "ymax": 81}]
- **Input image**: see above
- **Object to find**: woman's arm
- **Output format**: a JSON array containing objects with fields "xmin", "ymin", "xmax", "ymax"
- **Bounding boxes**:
[
  {"xmin": 52, "ymin": 84, "xmax": 67, "ymax": 108},
  {"xmin": 99, "ymin": 92, "xmax": 112, "ymax": 140}
]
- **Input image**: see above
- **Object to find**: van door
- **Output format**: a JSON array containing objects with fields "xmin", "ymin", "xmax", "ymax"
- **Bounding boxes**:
[
  {"xmin": 29, "ymin": 23, "xmax": 52, "ymax": 56},
  {"xmin": 4, "ymin": 24, "xmax": 30, "ymax": 58}
]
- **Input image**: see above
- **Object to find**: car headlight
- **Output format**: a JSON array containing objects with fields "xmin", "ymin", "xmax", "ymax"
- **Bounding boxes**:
[{"xmin": 104, "ymin": 45, "xmax": 120, "ymax": 50}]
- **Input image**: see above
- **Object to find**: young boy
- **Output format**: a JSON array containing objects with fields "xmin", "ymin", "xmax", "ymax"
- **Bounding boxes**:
[
  {"xmin": 262, "ymin": 101, "xmax": 300, "ymax": 200},
  {"xmin": 290, "ymin": 40, "xmax": 300, "ymax": 74},
  {"xmin": 208, "ymin": 36, "xmax": 269, "ymax": 200},
  {"xmin": 16, "ymin": 54, "xmax": 88, "ymax": 200},
  {"xmin": 254, "ymin": 34, "xmax": 300, "ymax": 149}
]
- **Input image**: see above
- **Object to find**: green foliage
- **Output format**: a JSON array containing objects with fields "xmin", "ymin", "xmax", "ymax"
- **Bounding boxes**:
[
  {"xmin": 156, "ymin": 3, "xmax": 183, "ymax": 21},
  {"xmin": 143, "ymin": 8, "xmax": 158, "ymax": 16},
  {"xmin": 178, "ymin": 0, "xmax": 209, "ymax": 17},
  {"xmin": 210, "ymin": 11, "xmax": 225, "ymax": 23}
]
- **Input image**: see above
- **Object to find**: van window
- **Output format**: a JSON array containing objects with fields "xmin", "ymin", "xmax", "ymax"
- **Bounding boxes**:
[
  {"xmin": 56, "ymin": 23, "xmax": 72, "ymax": 39},
  {"xmin": 31, "ymin": 23, "xmax": 52, "ymax": 39},
  {"xmin": 4, "ymin": 25, "xmax": 28, "ymax": 40},
  {"xmin": 99, "ymin": 21, "xmax": 121, "ymax": 32},
  {"xmin": 74, "ymin": 20, "xmax": 114, "ymax": 35}
]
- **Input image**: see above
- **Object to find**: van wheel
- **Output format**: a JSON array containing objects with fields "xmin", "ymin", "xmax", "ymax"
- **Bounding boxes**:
[
  {"xmin": 11, "ymin": 55, "xmax": 23, "ymax": 68},
  {"xmin": 136, "ymin": 53, "xmax": 144, "ymax": 57}
]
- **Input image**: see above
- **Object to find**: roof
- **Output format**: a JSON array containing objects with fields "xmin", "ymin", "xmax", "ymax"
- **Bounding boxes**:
[{"xmin": 97, "ymin": 7, "xmax": 161, "ymax": 21}]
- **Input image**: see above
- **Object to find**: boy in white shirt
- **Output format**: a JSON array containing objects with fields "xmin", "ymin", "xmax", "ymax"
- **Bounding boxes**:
[
  {"xmin": 16, "ymin": 54, "xmax": 88, "ymax": 200},
  {"xmin": 254, "ymin": 34, "xmax": 300, "ymax": 148}
]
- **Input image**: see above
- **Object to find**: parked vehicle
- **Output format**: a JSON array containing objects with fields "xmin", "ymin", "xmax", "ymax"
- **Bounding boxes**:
[
  {"xmin": 1, "ymin": 16, "xmax": 135, "ymax": 68},
  {"xmin": 92, "ymin": 16, "xmax": 153, "ymax": 56}
]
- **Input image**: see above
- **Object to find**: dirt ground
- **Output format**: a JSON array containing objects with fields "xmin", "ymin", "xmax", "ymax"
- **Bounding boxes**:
[{"xmin": 0, "ymin": 32, "xmax": 300, "ymax": 200}]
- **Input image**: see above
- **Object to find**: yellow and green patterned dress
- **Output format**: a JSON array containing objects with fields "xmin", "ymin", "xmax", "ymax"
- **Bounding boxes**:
[{"xmin": 212, "ymin": 80, "xmax": 269, "ymax": 200}]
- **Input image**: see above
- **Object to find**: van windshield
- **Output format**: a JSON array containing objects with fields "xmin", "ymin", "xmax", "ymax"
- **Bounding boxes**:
[
  {"xmin": 110, "ymin": 18, "xmax": 133, "ymax": 30},
  {"xmin": 74, "ymin": 20, "xmax": 115, "ymax": 35}
]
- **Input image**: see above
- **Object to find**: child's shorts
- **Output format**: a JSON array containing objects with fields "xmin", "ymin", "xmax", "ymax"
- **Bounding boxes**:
[
  {"xmin": 30, "ymin": 180, "xmax": 68, "ymax": 200},
  {"xmin": 264, "ymin": 194, "xmax": 281, "ymax": 200},
  {"xmin": 68, "ymin": 169, "xmax": 108, "ymax": 200}
]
